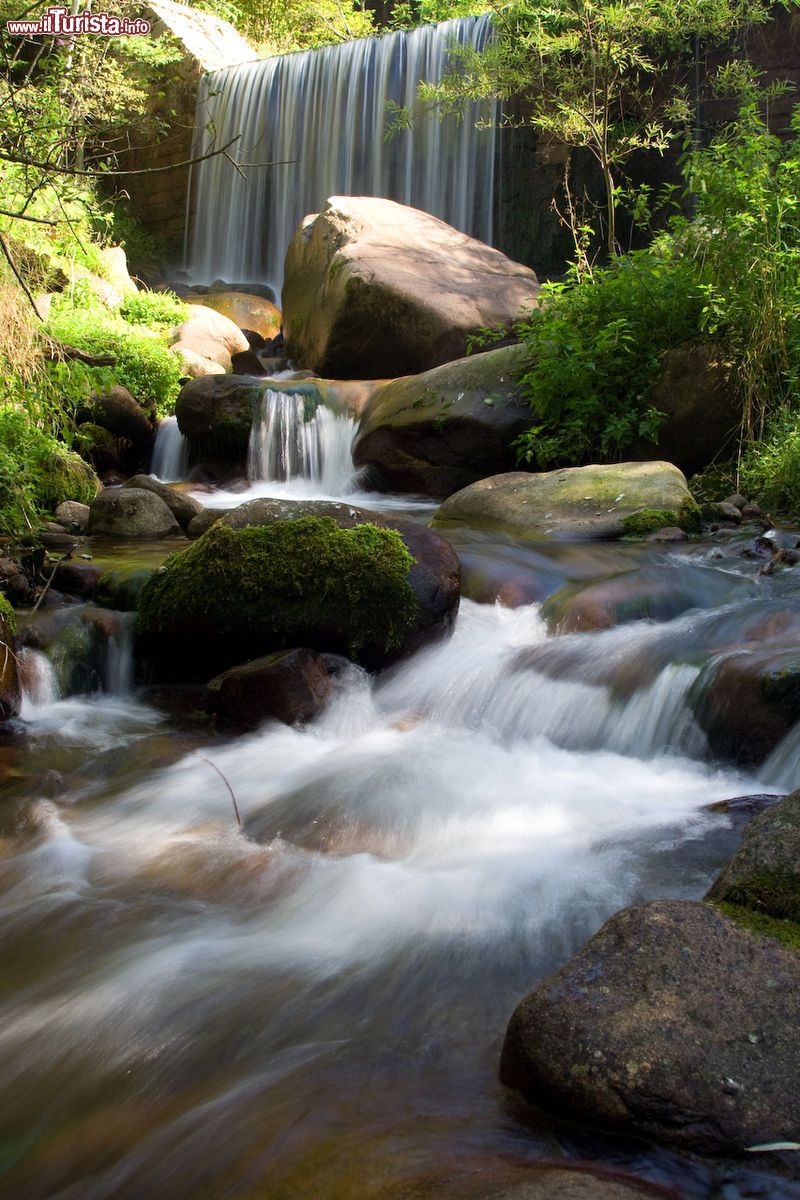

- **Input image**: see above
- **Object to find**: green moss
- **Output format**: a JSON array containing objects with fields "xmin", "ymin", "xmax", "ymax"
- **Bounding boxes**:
[
  {"xmin": 39, "ymin": 451, "xmax": 100, "ymax": 510},
  {"xmin": 0, "ymin": 594, "xmax": 17, "ymax": 634},
  {"xmin": 711, "ymin": 901, "xmax": 800, "ymax": 950},
  {"xmin": 622, "ymin": 501, "xmax": 701, "ymax": 538},
  {"xmin": 718, "ymin": 869, "xmax": 800, "ymax": 922},
  {"xmin": 137, "ymin": 517, "xmax": 418, "ymax": 662}
]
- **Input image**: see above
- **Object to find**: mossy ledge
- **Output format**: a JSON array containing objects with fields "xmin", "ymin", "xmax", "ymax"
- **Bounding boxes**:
[
  {"xmin": 710, "ymin": 901, "xmax": 800, "ymax": 951},
  {"xmin": 621, "ymin": 501, "xmax": 701, "ymax": 538},
  {"xmin": 136, "ymin": 517, "xmax": 419, "ymax": 679},
  {"xmin": 0, "ymin": 594, "xmax": 16, "ymax": 634}
]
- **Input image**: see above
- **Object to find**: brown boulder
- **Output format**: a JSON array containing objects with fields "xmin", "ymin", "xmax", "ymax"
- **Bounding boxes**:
[
  {"xmin": 706, "ymin": 790, "xmax": 800, "ymax": 918},
  {"xmin": 283, "ymin": 197, "xmax": 538, "ymax": 378},
  {"xmin": 174, "ymin": 305, "xmax": 250, "ymax": 355},
  {"xmin": 693, "ymin": 645, "xmax": 800, "ymax": 765},
  {"xmin": 191, "ymin": 291, "xmax": 282, "ymax": 340},
  {"xmin": 206, "ymin": 648, "xmax": 334, "ymax": 730},
  {"xmin": 353, "ymin": 344, "xmax": 531, "ymax": 498},
  {"xmin": 500, "ymin": 900, "xmax": 800, "ymax": 1156},
  {"xmin": 79, "ymin": 385, "xmax": 153, "ymax": 446}
]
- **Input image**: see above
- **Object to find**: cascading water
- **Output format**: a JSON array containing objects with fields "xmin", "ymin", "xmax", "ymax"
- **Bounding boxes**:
[
  {"xmin": 246, "ymin": 388, "xmax": 358, "ymax": 495},
  {"xmin": 151, "ymin": 416, "xmax": 189, "ymax": 483},
  {"xmin": 188, "ymin": 15, "xmax": 497, "ymax": 293}
]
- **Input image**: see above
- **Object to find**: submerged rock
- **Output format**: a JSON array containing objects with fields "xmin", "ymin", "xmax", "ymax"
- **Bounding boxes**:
[
  {"xmin": 136, "ymin": 511, "xmax": 459, "ymax": 679},
  {"xmin": 206, "ymin": 648, "xmax": 335, "ymax": 730},
  {"xmin": 433, "ymin": 462, "xmax": 697, "ymax": 540},
  {"xmin": 693, "ymin": 646, "xmax": 800, "ymax": 766},
  {"xmin": 500, "ymin": 899, "xmax": 800, "ymax": 1156},
  {"xmin": 706, "ymin": 791, "xmax": 800, "ymax": 919},
  {"xmin": 87, "ymin": 488, "xmax": 182, "ymax": 539},
  {"xmin": 383, "ymin": 1160, "xmax": 679, "ymax": 1199},
  {"xmin": 352, "ymin": 344, "xmax": 531, "ymax": 498},
  {"xmin": 283, "ymin": 196, "xmax": 538, "ymax": 378}
]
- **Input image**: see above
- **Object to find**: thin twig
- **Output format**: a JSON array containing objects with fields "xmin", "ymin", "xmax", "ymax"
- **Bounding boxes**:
[
  {"xmin": 196, "ymin": 753, "xmax": 241, "ymax": 827},
  {"xmin": 30, "ymin": 553, "xmax": 68, "ymax": 616},
  {"xmin": 0, "ymin": 233, "xmax": 42, "ymax": 320}
]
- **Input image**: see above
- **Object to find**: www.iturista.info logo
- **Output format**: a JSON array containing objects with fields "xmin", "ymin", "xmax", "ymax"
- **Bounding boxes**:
[{"xmin": 6, "ymin": 6, "xmax": 151, "ymax": 35}]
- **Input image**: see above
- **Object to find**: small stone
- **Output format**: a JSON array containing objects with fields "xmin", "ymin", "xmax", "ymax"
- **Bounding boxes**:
[
  {"xmin": 724, "ymin": 493, "xmax": 747, "ymax": 510},
  {"xmin": 646, "ymin": 526, "xmax": 687, "ymax": 543},
  {"xmin": 714, "ymin": 501, "xmax": 742, "ymax": 523}
]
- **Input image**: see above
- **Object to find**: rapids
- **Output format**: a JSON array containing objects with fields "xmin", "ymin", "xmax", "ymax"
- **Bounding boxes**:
[{"xmin": 3, "ymin": 516, "xmax": 800, "ymax": 1197}]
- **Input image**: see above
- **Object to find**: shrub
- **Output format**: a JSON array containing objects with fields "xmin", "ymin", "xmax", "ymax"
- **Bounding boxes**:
[
  {"xmin": 0, "ymin": 407, "xmax": 99, "ymax": 534},
  {"xmin": 514, "ymin": 250, "xmax": 704, "ymax": 468},
  {"xmin": 120, "ymin": 289, "xmax": 189, "ymax": 329}
]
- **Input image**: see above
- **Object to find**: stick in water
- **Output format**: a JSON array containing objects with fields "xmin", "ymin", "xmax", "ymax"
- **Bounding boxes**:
[{"xmin": 195, "ymin": 753, "xmax": 242, "ymax": 827}]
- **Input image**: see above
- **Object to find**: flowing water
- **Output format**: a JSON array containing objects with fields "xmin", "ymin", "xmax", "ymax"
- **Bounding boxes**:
[
  {"xmin": 4, "ymin": 514, "xmax": 800, "ymax": 1198},
  {"xmin": 151, "ymin": 417, "xmax": 189, "ymax": 483},
  {"xmin": 247, "ymin": 389, "xmax": 358, "ymax": 495},
  {"xmin": 188, "ymin": 15, "xmax": 497, "ymax": 293}
]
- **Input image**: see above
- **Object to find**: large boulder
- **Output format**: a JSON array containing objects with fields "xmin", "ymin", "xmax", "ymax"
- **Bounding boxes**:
[
  {"xmin": 706, "ymin": 791, "xmax": 800, "ymax": 918},
  {"xmin": 283, "ymin": 197, "xmax": 539, "ymax": 378},
  {"xmin": 190, "ymin": 291, "xmax": 282, "ymax": 340},
  {"xmin": 174, "ymin": 305, "xmax": 250, "ymax": 355},
  {"xmin": 175, "ymin": 375, "xmax": 262, "ymax": 465},
  {"xmin": 432, "ymin": 462, "xmax": 698, "ymax": 540},
  {"xmin": 500, "ymin": 899, "xmax": 800, "ymax": 1155},
  {"xmin": 171, "ymin": 335, "xmax": 232, "ymax": 374},
  {"xmin": 206, "ymin": 648, "xmax": 335, "ymax": 730},
  {"xmin": 87, "ymin": 488, "xmax": 182, "ymax": 539},
  {"xmin": 352, "ymin": 344, "xmax": 531, "ymax": 498},
  {"xmin": 123, "ymin": 475, "xmax": 203, "ymax": 531},
  {"xmin": 136, "ymin": 506, "xmax": 460, "ymax": 679},
  {"xmin": 631, "ymin": 343, "xmax": 742, "ymax": 477},
  {"xmin": 693, "ymin": 645, "xmax": 800, "ymax": 766}
]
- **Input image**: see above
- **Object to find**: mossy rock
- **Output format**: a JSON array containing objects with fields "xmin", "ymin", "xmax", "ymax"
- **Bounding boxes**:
[
  {"xmin": 693, "ymin": 647, "xmax": 800, "ymax": 766},
  {"xmin": 38, "ymin": 451, "xmax": 100, "ymax": 511},
  {"xmin": 621, "ymin": 506, "xmax": 701, "ymax": 538},
  {"xmin": 136, "ymin": 517, "xmax": 426, "ymax": 680},
  {"xmin": 706, "ymin": 791, "xmax": 800, "ymax": 919},
  {"xmin": 0, "ymin": 595, "xmax": 20, "ymax": 721},
  {"xmin": 433, "ymin": 462, "xmax": 697, "ymax": 540}
]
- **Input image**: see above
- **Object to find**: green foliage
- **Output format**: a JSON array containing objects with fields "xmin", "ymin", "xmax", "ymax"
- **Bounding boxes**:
[
  {"xmin": 194, "ymin": 0, "xmax": 374, "ymax": 53},
  {"xmin": 120, "ymin": 290, "xmax": 189, "ymax": 330},
  {"xmin": 410, "ymin": 0, "xmax": 775, "ymax": 255},
  {"xmin": 514, "ymin": 250, "xmax": 704, "ymax": 467},
  {"xmin": 0, "ymin": 407, "xmax": 99, "ymax": 534},
  {"xmin": 46, "ymin": 301, "xmax": 182, "ymax": 415},
  {"xmin": 738, "ymin": 410, "xmax": 800, "ymax": 513},
  {"xmin": 137, "ymin": 518, "xmax": 419, "ymax": 662},
  {"xmin": 0, "ymin": 593, "xmax": 16, "ymax": 633},
  {"xmin": 389, "ymin": 0, "xmax": 489, "ymax": 29}
]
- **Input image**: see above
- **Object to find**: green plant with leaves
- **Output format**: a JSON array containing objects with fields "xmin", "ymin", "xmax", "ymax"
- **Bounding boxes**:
[
  {"xmin": 120, "ymin": 289, "xmax": 189, "ymax": 330},
  {"xmin": 406, "ymin": 0, "xmax": 776, "ymax": 256},
  {"xmin": 514, "ymin": 248, "xmax": 704, "ymax": 467}
]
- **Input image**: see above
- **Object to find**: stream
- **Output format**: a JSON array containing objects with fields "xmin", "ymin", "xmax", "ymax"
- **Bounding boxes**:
[{"xmin": 2, "ymin": 406, "xmax": 800, "ymax": 1199}]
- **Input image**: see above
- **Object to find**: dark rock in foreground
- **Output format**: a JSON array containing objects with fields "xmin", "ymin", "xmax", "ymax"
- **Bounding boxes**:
[
  {"xmin": 500, "ymin": 900, "xmax": 800, "ymax": 1156},
  {"xmin": 693, "ymin": 646, "xmax": 800, "ymax": 766},
  {"xmin": 383, "ymin": 1159, "xmax": 679, "ymax": 1199},
  {"xmin": 87, "ymin": 488, "xmax": 182, "ymax": 539}
]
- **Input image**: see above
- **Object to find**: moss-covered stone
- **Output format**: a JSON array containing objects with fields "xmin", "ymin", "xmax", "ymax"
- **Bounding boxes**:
[
  {"xmin": 710, "ymin": 901, "xmax": 800, "ymax": 951},
  {"xmin": 0, "ymin": 594, "xmax": 16, "ymax": 634},
  {"xmin": 0, "ymin": 593, "xmax": 20, "ymax": 720},
  {"xmin": 136, "ymin": 517, "xmax": 420, "ymax": 678},
  {"xmin": 706, "ymin": 791, "xmax": 800, "ymax": 918},
  {"xmin": 38, "ymin": 451, "xmax": 100, "ymax": 511}
]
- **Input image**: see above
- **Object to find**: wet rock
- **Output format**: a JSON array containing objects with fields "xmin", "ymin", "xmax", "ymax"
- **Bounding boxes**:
[
  {"xmin": 52, "ymin": 560, "xmax": 103, "ymax": 598},
  {"xmin": 171, "ymin": 344, "xmax": 226, "ymax": 379},
  {"xmin": 693, "ymin": 646, "xmax": 800, "ymax": 765},
  {"xmin": 724, "ymin": 494, "xmax": 747, "ymax": 510},
  {"xmin": 632, "ymin": 344, "xmax": 742, "ymax": 477},
  {"xmin": 54, "ymin": 501, "xmax": 90, "ymax": 533},
  {"xmin": 646, "ymin": 527, "xmax": 686, "ymax": 543},
  {"xmin": 230, "ymin": 349, "xmax": 268, "ymax": 376},
  {"xmin": 500, "ymin": 899, "xmax": 800, "ymax": 1155},
  {"xmin": 39, "ymin": 531, "xmax": 78, "ymax": 552},
  {"xmin": 384, "ymin": 1160, "xmax": 680, "ymax": 1199},
  {"xmin": 137, "ymin": 505, "xmax": 460, "ymax": 679},
  {"xmin": 352, "ymin": 345, "xmax": 531, "ymax": 498},
  {"xmin": 87, "ymin": 488, "xmax": 182, "ymax": 539},
  {"xmin": 122, "ymin": 475, "xmax": 203, "ymax": 531},
  {"xmin": 206, "ymin": 647, "xmax": 335, "ymax": 730},
  {"xmin": 190, "ymin": 292, "xmax": 282, "ymax": 340},
  {"xmin": 706, "ymin": 791, "xmax": 800, "ymax": 918},
  {"xmin": 713, "ymin": 501, "xmax": 742, "ymax": 524},
  {"xmin": 171, "ymin": 334, "xmax": 232, "ymax": 374},
  {"xmin": 543, "ymin": 564, "xmax": 753, "ymax": 633},
  {"xmin": 741, "ymin": 503, "xmax": 766, "ymax": 521},
  {"xmin": 707, "ymin": 793, "xmax": 785, "ymax": 816},
  {"xmin": 96, "ymin": 564, "xmax": 156, "ymax": 611},
  {"xmin": 283, "ymin": 196, "xmax": 538, "ymax": 378},
  {"xmin": 175, "ymin": 375, "xmax": 262, "ymax": 465},
  {"xmin": 432, "ymin": 463, "xmax": 698, "ymax": 541}
]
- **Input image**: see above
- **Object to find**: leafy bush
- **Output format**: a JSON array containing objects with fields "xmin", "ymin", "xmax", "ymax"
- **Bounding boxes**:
[
  {"xmin": 514, "ymin": 251, "xmax": 704, "ymax": 468},
  {"xmin": 120, "ymin": 289, "xmax": 189, "ymax": 329},
  {"xmin": 0, "ymin": 408, "xmax": 99, "ymax": 534},
  {"xmin": 46, "ymin": 303, "xmax": 182, "ymax": 416}
]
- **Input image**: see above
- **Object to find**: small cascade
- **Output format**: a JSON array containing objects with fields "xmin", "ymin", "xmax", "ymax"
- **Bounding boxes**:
[
  {"xmin": 189, "ymin": 15, "xmax": 497, "ymax": 292},
  {"xmin": 18, "ymin": 648, "xmax": 59, "ymax": 717},
  {"xmin": 247, "ymin": 390, "xmax": 357, "ymax": 493},
  {"xmin": 151, "ymin": 417, "xmax": 189, "ymax": 483}
]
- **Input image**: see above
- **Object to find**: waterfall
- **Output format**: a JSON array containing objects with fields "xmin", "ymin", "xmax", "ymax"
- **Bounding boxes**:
[
  {"xmin": 189, "ymin": 15, "xmax": 497, "ymax": 294},
  {"xmin": 152, "ymin": 416, "xmax": 189, "ymax": 483},
  {"xmin": 247, "ymin": 390, "xmax": 357, "ymax": 493}
]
